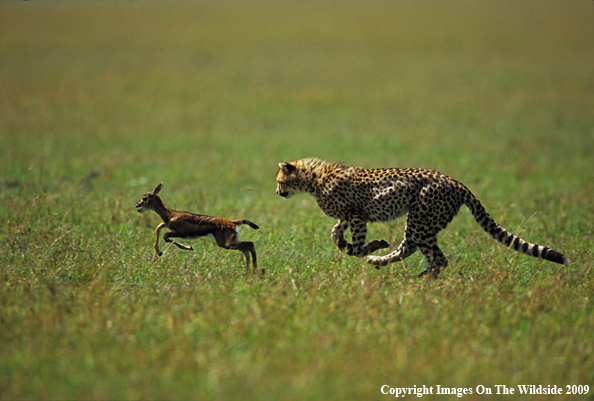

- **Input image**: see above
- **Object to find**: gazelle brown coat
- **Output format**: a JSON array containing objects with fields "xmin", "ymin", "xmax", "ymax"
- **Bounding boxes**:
[{"xmin": 135, "ymin": 182, "xmax": 261, "ymax": 274}]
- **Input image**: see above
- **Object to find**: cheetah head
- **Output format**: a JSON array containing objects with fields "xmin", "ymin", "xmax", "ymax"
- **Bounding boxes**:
[{"xmin": 276, "ymin": 162, "xmax": 303, "ymax": 199}]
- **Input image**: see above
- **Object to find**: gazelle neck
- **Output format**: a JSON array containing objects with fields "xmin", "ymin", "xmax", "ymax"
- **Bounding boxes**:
[{"xmin": 151, "ymin": 196, "xmax": 175, "ymax": 223}]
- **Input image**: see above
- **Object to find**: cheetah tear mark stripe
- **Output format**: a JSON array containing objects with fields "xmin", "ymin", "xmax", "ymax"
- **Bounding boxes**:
[{"xmin": 464, "ymin": 190, "xmax": 570, "ymax": 267}]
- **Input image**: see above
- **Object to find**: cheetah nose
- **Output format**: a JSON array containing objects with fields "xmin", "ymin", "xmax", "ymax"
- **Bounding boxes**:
[{"xmin": 279, "ymin": 192, "xmax": 289, "ymax": 198}]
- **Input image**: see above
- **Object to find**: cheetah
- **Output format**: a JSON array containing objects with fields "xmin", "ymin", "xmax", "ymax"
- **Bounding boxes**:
[{"xmin": 276, "ymin": 158, "xmax": 569, "ymax": 277}]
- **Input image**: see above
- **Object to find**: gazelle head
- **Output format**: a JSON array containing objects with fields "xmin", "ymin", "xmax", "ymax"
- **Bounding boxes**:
[{"xmin": 135, "ymin": 182, "xmax": 164, "ymax": 213}]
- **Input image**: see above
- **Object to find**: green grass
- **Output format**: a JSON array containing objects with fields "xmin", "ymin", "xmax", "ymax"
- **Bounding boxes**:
[{"xmin": 1, "ymin": 0, "xmax": 593, "ymax": 399}]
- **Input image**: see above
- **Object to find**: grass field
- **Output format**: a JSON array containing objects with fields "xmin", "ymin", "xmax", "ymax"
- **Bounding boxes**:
[{"xmin": 1, "ymin": 0, "xmax": 593, "ymax": 399}]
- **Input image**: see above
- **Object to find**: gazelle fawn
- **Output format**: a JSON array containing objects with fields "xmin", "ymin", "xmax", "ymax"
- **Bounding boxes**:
[{"xmin": 135, "ymin": 182, "xmax": 262, "ymax": 274}]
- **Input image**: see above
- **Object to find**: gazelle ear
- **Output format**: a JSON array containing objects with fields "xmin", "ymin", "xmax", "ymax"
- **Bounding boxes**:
[
  {"xmin": 153, "ymin": 182, "xmax": 164, "ymax": 195},
  {"xmin": 279, "ymin": 162, "xmax": 296, "ymax": 174}
]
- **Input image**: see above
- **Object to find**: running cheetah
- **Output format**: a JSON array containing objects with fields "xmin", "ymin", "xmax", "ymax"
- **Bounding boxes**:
[{"xmin": 276, "ymin": 158, "xmax": 569, "ymax": 277}]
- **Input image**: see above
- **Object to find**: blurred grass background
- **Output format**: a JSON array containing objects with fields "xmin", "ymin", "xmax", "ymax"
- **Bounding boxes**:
[{"xmin": 1, "ymin": 0, "xmax": 592, "ymax": 399}]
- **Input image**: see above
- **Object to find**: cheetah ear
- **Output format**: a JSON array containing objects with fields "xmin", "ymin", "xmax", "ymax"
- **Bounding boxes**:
[{"xmin": 279, "ymin": 162, "xmax": 296, "ymax": 174}]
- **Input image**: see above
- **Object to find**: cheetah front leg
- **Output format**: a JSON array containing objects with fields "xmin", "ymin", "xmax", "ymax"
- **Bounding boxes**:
[
  {"xmin": 332, "ymin": 220, "xmax": 349, "ymax": 251},
  {"xmin": 344, "ymin": 219, "xmax": 389, "ymax": 257},
  {"xmin": 367, "ymin": 237, "xmax": 418, "ymax": 268}
]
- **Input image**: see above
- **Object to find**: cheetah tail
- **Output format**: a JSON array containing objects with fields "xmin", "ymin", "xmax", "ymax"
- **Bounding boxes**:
[
  {"xmin": 234, "ymin": 219, "xmax": 260, "ymax": 230},
  {"xmin": 464, "ymin": 192, "xmax": 570, "ymax": 267}
]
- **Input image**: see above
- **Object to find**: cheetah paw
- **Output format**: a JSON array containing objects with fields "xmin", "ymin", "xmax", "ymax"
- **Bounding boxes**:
[{"xmin": 377, "ymin": 239, "xmax": 389, "ymax": 249}]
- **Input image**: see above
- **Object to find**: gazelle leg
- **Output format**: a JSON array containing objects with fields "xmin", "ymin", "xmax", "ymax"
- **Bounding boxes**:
[
  {"xmin": 236, "ymin": 247, "xmax": 251, "ymax": 269},
  {"xmin": 236, "ymin": 241, "xmax": 262, "ymax": 275},
  {"xmin": 215, "ymin": 232, "xmax": 247, "ymax": 267},
  {"xmin": 215, "ymin": 230, "xmax": 262, "ymax": 275},
  {"xmin": 154, "ymin": 223, "xmax": 167, "ymax": 256},
  {"xmin": 162, "ymin": 231, "xmax": 194, "ymax": 251},
  {"xmin": 171, "ymin": 241, "xmax": 194, "ymax": 251}
]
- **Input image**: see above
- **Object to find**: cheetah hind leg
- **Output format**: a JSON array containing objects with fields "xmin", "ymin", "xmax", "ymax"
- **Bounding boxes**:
[{"xmin": 416, "ymin": 240, "xmax": 448, "ymax": 278}]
